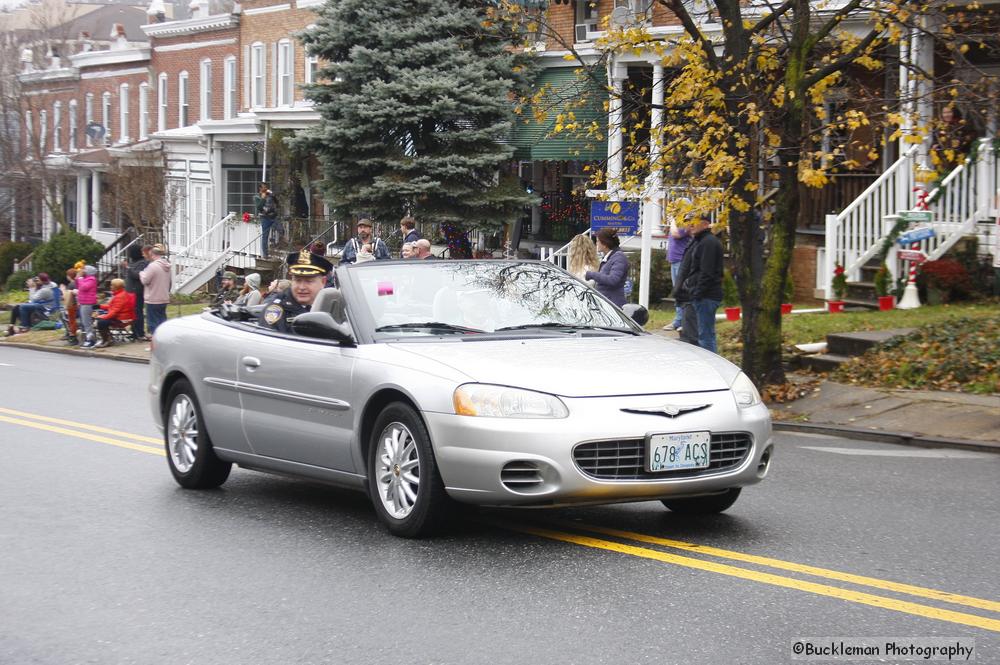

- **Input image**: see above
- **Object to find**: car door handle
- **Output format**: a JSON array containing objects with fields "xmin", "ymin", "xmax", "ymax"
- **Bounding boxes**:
[{"xmin": 241, "ymin": 356, "xmax": 261, "ymax": 369}]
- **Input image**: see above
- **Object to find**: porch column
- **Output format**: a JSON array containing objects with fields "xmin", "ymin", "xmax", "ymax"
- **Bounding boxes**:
[
  {"xmin": 41, "ymin": 187, "xmax": 52, "ymax": 241},
  {"xmin": 638, "ymin": 63, "xmax": 665, "ymax": 310},
  {"xmin": 606, "ymin": 62, "xmax": 626, "ymax": 197},
  {"xmin": 90, "ymin": 171, "xmax": 101, "ymax": 237},
  {"xmin": 76, "ymin": 174, "xmax": 88, "ymax": 235},
  {"xmin": 913, "ymin": 18, "xmax": 936, "ymax": 168}
]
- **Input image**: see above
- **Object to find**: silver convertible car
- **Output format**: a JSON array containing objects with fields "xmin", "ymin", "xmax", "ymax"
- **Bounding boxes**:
[{"xmin": 149, "ymin": 260, "xmax": 773, "ymax": 537}]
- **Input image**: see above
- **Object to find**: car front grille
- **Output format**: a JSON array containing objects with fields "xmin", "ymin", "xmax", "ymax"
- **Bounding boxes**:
[{"xmin": 573, "ymin": 432, "xmax": 752, "ymax": 481}]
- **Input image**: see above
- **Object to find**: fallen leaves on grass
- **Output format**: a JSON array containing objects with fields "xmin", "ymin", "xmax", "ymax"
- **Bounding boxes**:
[
  {"xmin": 834, "ymin": 314, "xmax": 1000, "ymax": 394},
  {"xmin": 762, "ymin": 379, "xmax": 819, "ymax": 404}
]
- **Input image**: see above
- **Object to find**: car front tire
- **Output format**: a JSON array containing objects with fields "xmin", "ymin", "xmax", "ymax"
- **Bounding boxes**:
[
  {"xmin": 164, "ymin": 379, "xmax": 232, "ymax": 489},
  {"xmin": 661, "ymin": 488, "xmax": 741, "ymax": 515},
  {"xmin": 367, "ymin": 402, "xmax": 451, "ymax": 538}
]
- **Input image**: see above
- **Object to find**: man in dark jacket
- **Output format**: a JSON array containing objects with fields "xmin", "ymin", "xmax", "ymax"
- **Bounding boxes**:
[
  {"xmin": 682, "ymin": 214, "xmax": 724, "ymax": 353},
  {"xmin": 672, "ymin": 240, "xmax": 699, "ymax": 347},
  {"xmin": 123, "ymin": 244, "xmax": 149, "ymax": 340}
]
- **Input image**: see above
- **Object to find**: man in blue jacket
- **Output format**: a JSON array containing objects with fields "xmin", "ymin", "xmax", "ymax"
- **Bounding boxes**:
[{"xmin": 681, "ymin": 214, "xmax": 724, "ymax": 353}]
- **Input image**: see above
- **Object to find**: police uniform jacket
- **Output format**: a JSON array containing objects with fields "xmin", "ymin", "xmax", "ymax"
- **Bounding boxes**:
[{"xmin": 259, "ymin": 288, "xmax": 311, "ymax": 333}]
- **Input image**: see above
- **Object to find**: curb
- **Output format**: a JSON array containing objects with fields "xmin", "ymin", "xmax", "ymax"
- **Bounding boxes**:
[
  {"xmin": 0, "ymin": 341, "xmax": 150, "ymax": 365},
  {"xmin": 773, "ymin": 421, "xmax": 1000, "ymax": 454}
]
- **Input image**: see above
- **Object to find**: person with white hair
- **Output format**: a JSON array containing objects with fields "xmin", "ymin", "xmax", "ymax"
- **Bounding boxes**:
[{"xmin": 400, "ymin": 242, "xmax": 415, "ymax": 259}]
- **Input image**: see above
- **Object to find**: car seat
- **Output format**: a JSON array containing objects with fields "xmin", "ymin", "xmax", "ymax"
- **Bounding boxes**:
[{"xmin": 311, "ymin": 287, "xmax": 347, "ymax": 324}]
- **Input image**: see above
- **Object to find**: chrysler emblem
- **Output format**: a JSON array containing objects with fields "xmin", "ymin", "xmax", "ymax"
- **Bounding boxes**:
[{"xmin": 621, "ymin": 403, "xmax": 711, "ymax": 418}]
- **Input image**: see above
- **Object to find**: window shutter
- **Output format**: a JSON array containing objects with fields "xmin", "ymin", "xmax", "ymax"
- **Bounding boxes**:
[
  {"xmin": 288, "ymin": 41, "xmax": 295, "ymax": 103},
  {"xmin": 271, "ymin": 42, "xmax": 278, "ymax": 108},
  {"xmin": 243, "ymin": 45, "xmax": 250, "ymax": 111}
]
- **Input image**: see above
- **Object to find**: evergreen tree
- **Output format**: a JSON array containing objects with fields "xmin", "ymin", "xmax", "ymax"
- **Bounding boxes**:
[{"xmin": 297, "ymin": 0, "xmax": 535, "ymax": 231}]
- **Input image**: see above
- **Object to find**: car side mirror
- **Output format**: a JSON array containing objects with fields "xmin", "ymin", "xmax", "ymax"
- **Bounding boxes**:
[
  {"xmin": 291, "ymin": 311, "xmax": 355, "ymax": 345},
  {"xmin": 622, "ymin": 304, "xmax": 648, "ymax": 326}
]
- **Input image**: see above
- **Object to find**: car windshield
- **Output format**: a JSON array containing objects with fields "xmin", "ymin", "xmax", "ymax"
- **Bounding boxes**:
[{"xmin": 351, "ymin": 261, "xmax": 640, "ymax": 337}]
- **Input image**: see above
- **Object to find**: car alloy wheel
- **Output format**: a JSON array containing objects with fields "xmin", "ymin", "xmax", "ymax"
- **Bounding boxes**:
[
  {"xmin": 163, "ymin": 379, "xmax": 231, "ymax": 489},
  {"xmin": 375, "ymin": 421, "xmax": 421, "ymax": 519},
  {"xmin": 168, "ymin": 394, "xmax": 199, "ymax": 473}
]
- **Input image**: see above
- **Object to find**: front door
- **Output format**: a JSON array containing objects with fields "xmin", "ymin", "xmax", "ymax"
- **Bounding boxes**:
[{"xmin": 237, "ymin": 332, "xmax": 356, "ymax": 472}]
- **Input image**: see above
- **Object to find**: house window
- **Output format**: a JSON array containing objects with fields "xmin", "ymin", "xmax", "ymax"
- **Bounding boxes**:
[
  {"xmin": 305, "ymin": 54, "xmax": 319, "ymax": 84},
  {"xmin": 224, "ymin": 56, "xmax": 237, "ymax": 119},
  {"xmin": 179, "ymin": 72, "xmax": 189, "ymax": 126},
  {"xmin": 25, "ymin": 110, "xmax": 33, "ymax": 150},
  {"xmin": 575, "ymin": 0, "xmax": 599, "ymax": 36},
  {"xmin": 139, "ymin": 83, "xmax": 149, "ymax": 139},
  {"xmin": 200, "ymin": 59, "xmax": 212, "ymax": 121},
  {"xmin": 119, "ymin": 83, "xmax": 130, "ymax": 142},
  {"xmin": 52, "ymin": 102, "xmax": 62, "ymax": 152},
  {"xmin": 68, "ymin": 100, "xmax": 78, "ymax": 151},
  {"xmin": 226, "ymin": 167, "xmax": 264, "ymax": 216},
  {"xmin": 277, "ymin": 40, "xmax": 293, "ymax": 106},
  {"xmin": 85, "ymin": 93, "xmax": 94, "ymax": 146},
  {"xmin": 39, "ymin": 110, "xmax": 47, "ymax": 154},
  {"xmin": 158, "ymin": 73, "xmax": 168, "ymax": 131},
  {"xmin": 251, "ymin": 43, "xmax": 265, "ymax": 108},
  {"xmin": 102, "ymin": 92, "xmax": 112, "ymax": 145}
]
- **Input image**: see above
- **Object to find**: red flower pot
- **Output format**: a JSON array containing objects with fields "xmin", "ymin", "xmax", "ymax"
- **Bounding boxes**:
[
  {"xmin": 878, "ymin": 295, "xmax": 895, "ymax": 311},
  {"xmin": 827, "ymin": 300, "xmax": 845, "ymax": 313},
  {"xmin": 724, "ymin": 307, "xmax": 741, "ymax": 321},
  {"xmin": 780, "ymin": 303, "xmax": 793, "ymax": 315}
]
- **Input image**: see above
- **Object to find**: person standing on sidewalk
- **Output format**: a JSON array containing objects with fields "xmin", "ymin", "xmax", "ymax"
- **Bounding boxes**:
[
  {"xmin": 140, "ymin": 244, "xmax": 171, "ymax": 336},
  {"xmin": 682, "ymin": 214, "xmax": 724, "ymax": 353},
  {"xmin": 75, "ymin": 265, "xmax": 99, "ymax": 348},
  {"xmin": 663, "ymin": 220, "xmax": 691, "ymax": 332},
  {"xmin": 123, "ymin": 244, "xmax": 149, "ymax": 341}
]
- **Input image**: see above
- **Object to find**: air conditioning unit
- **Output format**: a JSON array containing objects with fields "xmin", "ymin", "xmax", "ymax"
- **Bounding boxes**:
[{"xmin": 574, "ymin": 22, "xmax": 598, "ymax": 42}]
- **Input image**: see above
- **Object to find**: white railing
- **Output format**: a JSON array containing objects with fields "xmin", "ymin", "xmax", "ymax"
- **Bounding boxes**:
[
  {"xmin": 825, "ymin": 145, "xmax": 919, "ymax": 292},
  {"xmin": 171, "ymin": 213, "xmax": 264, "ymax": 293},
  {"xmin": 823, "ymin": 139, "xmax": 998, "ymax": 298},
  {"xmin": 540, "ymin": 239, "xmax": 573, "ymax": 271}
]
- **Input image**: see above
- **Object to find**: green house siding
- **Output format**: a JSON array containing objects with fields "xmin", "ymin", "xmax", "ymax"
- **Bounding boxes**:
[{"xmin": 511, "ymin": 67, "xmax": 607, "ymax": 162}]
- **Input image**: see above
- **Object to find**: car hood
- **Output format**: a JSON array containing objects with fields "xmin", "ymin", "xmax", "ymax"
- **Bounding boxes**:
[{"xmin": 388, "ymin": 334, "xmax": 737, "ymax": 397}]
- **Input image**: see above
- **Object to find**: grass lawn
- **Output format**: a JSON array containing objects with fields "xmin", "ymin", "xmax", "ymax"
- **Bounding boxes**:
[{"xmin": 644, "ymin": 301, "xmax": 998, "ymax": 347}]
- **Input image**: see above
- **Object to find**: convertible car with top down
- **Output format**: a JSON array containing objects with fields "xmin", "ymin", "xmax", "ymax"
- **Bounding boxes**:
[{"xmin": 149, "ymin": 259, "xmax": 773, "ymax": 537}]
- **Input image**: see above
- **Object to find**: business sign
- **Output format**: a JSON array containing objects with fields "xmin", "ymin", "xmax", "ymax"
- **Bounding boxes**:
[
  {"xmin": 897, "ymin": 226, "xmax": 936, "ymax": 246},
  {"xmin": 591, "ymin": 200, "xmax": 640, "ymax": 237},
  {"xmin": 897, "ymin": 249, "xmax": 927, "ymax": 263}
]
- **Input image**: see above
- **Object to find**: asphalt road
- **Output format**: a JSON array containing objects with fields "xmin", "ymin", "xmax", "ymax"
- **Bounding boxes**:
[{"xmin": 1, "ymin": 346, "xmax": 998, "ymax": 665}]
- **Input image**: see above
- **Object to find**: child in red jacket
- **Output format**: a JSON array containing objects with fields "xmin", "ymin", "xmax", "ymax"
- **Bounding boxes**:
[{"xmin": 94, "ymin": 279, "xmax": 136, "ymax": 348}]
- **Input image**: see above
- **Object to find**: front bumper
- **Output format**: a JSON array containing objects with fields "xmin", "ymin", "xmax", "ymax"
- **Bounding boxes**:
[{"xmin": 425, "ymin": 391, "xmax": 773, "ymax": 507}]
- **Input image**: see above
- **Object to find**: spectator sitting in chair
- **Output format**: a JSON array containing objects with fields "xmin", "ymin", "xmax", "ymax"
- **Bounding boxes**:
[
  {"xmin": 94, "ymin": 279, "xmax": 136, "ymax": 348},
  {"xmin": 6, "ymin": 273, "xmax": 60, "ymax": 336}
]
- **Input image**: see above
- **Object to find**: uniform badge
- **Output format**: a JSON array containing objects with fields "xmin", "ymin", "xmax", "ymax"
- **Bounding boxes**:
[
  {"xmin": 297, "ymin": 251, "xmax": 311, "ymax": 266},
  {"xmin": 263, "ymin": 303, "xmax": 284, "ymax": 325}
]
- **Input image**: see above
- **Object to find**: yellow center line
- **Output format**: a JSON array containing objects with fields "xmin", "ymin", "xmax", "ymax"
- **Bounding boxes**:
[
  {"xmin": 550, "ymin": 521, "xmax": 1000, "ymax": 614},
  {"xmin": 0, "ymin": 406, "xmax": 163, "ymax": 445},
  {"xmin": 0, "ymin": 414, "xmax": 164, "ymax": 457},
  {"xmin": 505, "ymin": 523, "xmax": 1000, "ymax": 633}
]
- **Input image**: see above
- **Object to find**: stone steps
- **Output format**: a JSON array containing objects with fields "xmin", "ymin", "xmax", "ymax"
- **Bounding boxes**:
[{"xmin": 799, "ymin": 328, "xmax": 916, "ymax": 372}]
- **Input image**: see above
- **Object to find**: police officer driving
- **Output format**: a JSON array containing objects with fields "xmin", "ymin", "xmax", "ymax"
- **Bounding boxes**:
[{"xmin": 259, "ymin": 250, "xmax": 334, "ymax": 333}]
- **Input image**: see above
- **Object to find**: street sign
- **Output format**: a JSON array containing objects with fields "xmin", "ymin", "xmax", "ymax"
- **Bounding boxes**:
[
  {"xmin": 898, "ymin": 249, "xmax": 927, "ymax": 263},
  {"xmin": 897, "ymin": 226, "xmax": 936, "ymax": 246},
  {"xmin": 590, "ymin": 200, "xmax": 640, "ymax": 237},
  {"xmin": 899, "ymin": 210, "xmax": 933, "ymax": 224}
]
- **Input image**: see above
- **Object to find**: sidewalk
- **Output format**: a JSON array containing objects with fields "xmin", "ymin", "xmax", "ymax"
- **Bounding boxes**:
[
  {"xmin": 771, "ymin": 379, "xmax": 1000, "ymax": 452},
  {"xmin": 5, "ymin": 328, "xmax": 999, "ymax": 452}
]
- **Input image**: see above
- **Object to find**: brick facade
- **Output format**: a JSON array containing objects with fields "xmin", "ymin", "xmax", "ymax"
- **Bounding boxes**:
[{"xmin": 239, "ymin": 0, "xmax": 319, "ymax": 110}]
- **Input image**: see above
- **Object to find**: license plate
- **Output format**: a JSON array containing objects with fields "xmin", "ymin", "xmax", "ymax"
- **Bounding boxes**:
[{"xmin": 647, "ymin": 432, "xmax": 711, "ymax": 472}]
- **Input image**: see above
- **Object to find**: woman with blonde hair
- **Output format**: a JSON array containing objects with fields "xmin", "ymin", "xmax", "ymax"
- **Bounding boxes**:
[{"xmin": 567, "ymin": 233, "xmax": 599, "ymax": 285}]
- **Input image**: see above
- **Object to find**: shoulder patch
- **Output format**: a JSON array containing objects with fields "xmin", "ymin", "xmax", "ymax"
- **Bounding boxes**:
[{"xmin": 263, "ymin": 303, "xmax": 284, "ymax": 325}]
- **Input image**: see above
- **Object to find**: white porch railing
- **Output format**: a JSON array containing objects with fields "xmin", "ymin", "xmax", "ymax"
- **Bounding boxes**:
[
  {"xmin": 823, "ymin": 139, "xmax": 998, "ymax": 298},
  {"xmin": 171, "ymin": 213, "xmax": 263, "ymax": 294}
]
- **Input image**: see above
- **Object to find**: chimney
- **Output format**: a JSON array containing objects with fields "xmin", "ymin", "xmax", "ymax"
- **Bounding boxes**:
[
  {"xmin": 78, "ymin": 31, "xmax": 92, "ymax": 53},
  {"xmin": 110, "ymin": 24, "xmax": 127, "ymax": 50},
  {"xmin": 21, "ymin": 47, "xmax": 33, "ymax": 73},
  {"xmin": 146, "ymin": 0, "xmax": 166, "ymax": 23},
  {"xmin": 188, "ymin": 0, "xmax": 209, "ymax": 18},
  {"xmin": 46, "ymin": 45, "xmax": 60, "ymax": 69},
  {"xmin": 231, "ymin": 0, "xmax": 241, "ymax": 15}
]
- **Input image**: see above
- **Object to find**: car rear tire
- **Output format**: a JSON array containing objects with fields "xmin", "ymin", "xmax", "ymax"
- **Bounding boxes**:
[
  {"xmin": 164, "ymin": 379, "xmax": 232, "ymax": 489},
  {"xmin": 367, "ymin": 402, "xmax": 451, "ymax": 538},
  {"xmin": 661, "ymin": 488, "xmax": 741, "ymax": 515}
]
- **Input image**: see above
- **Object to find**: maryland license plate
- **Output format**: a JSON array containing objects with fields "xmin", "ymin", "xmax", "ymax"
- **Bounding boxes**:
[{"xmin": 647, "ymin": 432, "xmax": 711, "ymax": 472}]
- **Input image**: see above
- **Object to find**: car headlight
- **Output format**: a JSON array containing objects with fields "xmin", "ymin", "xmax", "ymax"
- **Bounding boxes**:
[
  {"xmin": 453, "ymin": 384, "xmax": 569, "ymax": 419},
  {"xmin": 730, "ymin": 372, "xmax": 762, "ymax": 408}
]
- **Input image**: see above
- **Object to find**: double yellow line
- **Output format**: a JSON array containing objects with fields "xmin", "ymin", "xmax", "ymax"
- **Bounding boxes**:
[
  {"xmin": 0, "ymin": 406, "xmax": 164, "ymax": 456},
  {"xmin": 498, "ymin": 520, "xmax": 1000, "ymax": 633},
  {"xmin": 2, "ymin": 405, "xmax": 998, "ymax": 632}
]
